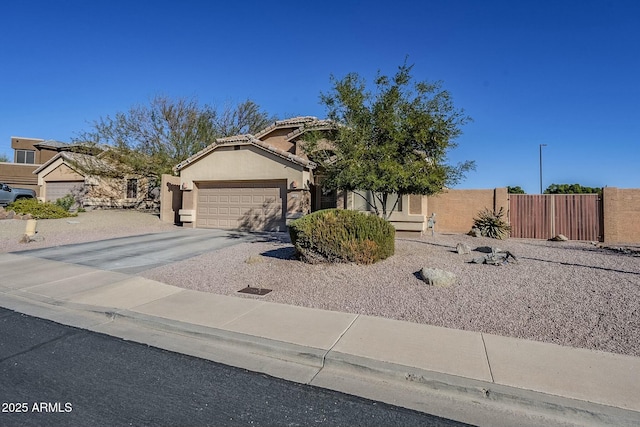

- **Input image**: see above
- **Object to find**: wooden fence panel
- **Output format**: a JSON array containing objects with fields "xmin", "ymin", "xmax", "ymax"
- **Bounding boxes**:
[
  {"xmin": 509, "ymin": 194, "xmax": 602, "ymax": 241},
  {"xmin": 553, "ymin": 194, "xmax": 602, "ymax": 241},
  {"xmin": 509, "ymin": 195, "xmax": 551, "ymax": 239}
]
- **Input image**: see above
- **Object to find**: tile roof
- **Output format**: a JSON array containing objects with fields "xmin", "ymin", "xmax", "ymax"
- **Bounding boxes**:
[
  {"xmin": 33, "ymin": 151, "xmax": 116, "ymax": 175},
  {"xmin": 285, "ymin": 119, "xmax": 335, "ymax": 141},
  {"xmin": 253, "ymin": 116, "xmax": 321, "ymax": 140},
  {"xmin": 33, "ymin": 140, "xmax": 72, "ymax": 149}
]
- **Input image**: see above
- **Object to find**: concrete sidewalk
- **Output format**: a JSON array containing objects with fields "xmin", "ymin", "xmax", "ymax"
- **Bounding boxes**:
[{"xmin": 1, "ymin": 252, "xmax": 639, "ymax": 427}]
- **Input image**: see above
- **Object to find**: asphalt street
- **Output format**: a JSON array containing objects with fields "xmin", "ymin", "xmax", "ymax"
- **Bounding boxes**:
[{"xmin": 0, "ymin": 307, "xmax": 473, "ymax": 427}]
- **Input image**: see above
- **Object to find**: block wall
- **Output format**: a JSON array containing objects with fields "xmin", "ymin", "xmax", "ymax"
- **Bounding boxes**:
[
  {"xmin": 602, "ymin": 187, "xmax": 640, "ymax": 244},
  {"xmin": 425, "ymin": 188, "xmax": 509, "ymax": 234}
]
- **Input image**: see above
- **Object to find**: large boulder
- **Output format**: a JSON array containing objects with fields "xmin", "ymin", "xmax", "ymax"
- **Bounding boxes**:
[{"xmin": 420, "ymin": 268, "xmax": 456, "ymax": 287}]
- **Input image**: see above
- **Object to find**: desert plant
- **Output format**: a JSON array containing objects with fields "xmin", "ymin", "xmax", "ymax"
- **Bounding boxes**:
[
  {"xmin": 471, "ymin": 207, "xmax": 511, "ymax": 239},
  {"xmin": 7, "ymin": 198, "xmax": 78, "ymax": 219},
  {"xmin": 289, "ymin": 209, "xmax": 395, "ymax": 264},
  {"xmin": 55, "ymin": 194, "xmax": 75, "ymax": 212}
]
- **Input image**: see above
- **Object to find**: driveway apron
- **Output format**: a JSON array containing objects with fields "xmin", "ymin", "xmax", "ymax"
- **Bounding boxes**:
[{"xmin": 13, "ymin": 229, "xmax": 266, "ymax": 274}]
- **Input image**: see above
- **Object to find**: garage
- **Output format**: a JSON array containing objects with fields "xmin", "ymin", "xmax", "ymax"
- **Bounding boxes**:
[
  {"xmin": 195, "ymin": 180, "xmax": 286, "ymax": 231},
  {"xmin": 45, "ymin": 181, "xmax": 84, "ymax": 202}
]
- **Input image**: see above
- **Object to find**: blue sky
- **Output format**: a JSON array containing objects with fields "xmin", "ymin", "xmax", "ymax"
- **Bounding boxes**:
[{"xmin": 1, "ymin": 0, "xmax": 638, "ymax": 194}]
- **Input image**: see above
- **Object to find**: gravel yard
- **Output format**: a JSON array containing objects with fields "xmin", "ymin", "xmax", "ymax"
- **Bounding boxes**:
[{"xmin": 2, "ymin": 210, "xmax": 639, "ymax": 357}]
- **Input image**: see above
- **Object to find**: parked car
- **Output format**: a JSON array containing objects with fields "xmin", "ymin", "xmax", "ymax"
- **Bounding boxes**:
[{"xmin": 0, "ymin": 183, "xmax": 36, "ymax": 207}]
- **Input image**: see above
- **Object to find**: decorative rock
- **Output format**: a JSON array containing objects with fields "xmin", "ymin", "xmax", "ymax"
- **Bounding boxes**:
[
  {"xmin": 419, "ymin": 267, "xmax": 456, "ymax": 287},
  {"xmin": 471, "ymin": 249, "xmax": 518, "ymax": 266},
  {"xmin": 6, "ymin": 210, "xmax": 15, "ymax": 219},
  {"xmin": 475, "ymin": 246, "xmax": 493, "ymax": 253},
  {"xmin": 456, "ymin": 243, "xmax": 471, "ymax": 255},
  {"xmin": 467, "ymin": 227, "xmax": 481, "ymax": 237},
  {"xmin": 549, "ymin": 234, "xmax": 569, "ymax": 241},
  {"xmin": 245, "ymin": 255, "xmax": 264, "ymax": 264},
  {"xmin": 18, "ymin": 233, "xmax": 45, "ymax": 244}
]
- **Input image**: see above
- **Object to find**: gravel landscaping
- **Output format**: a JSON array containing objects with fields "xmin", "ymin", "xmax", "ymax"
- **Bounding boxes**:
[{"xmin": 2, "ymin": 210, "xmax": 639, "ymax": 357}]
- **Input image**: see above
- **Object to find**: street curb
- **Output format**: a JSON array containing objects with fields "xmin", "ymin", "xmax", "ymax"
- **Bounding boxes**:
[
  {"xmin": 1, "ymin": 293, "xmax": 639, "ymax": 427},
  {"xmin": 317, "ymin": 351, "xmax": 640, "ymax": 427}
]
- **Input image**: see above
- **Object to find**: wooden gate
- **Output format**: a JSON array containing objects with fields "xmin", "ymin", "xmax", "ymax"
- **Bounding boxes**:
[{"xmin": 509, "ymin": 194, "xmax": 603, "ymax": 241}]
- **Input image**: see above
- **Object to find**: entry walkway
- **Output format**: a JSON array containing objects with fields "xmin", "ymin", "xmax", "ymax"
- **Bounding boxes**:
[{"xmin": 1, "ymin": 252, "xmax": 638, "ymax": 427}]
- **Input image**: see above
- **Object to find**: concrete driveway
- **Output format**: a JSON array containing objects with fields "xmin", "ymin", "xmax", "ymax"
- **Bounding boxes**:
[{"xmin": 15, "ymin": 228, "xmax": 277, "ymax": 274}]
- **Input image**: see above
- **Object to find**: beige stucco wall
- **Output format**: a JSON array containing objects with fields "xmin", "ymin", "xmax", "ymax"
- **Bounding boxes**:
[
  {"xmin": 259, "ymin": 129, "xmax": 295, "ymax": 154},
  {"xmin": 425, "ymin": 188, "xmax": 509, "ymax": 234},
  {"xmin": 42, "ymin": 163, "xmax": 85, "ymax": 182},
  {"xmin": 602, "ymin": 187, "xmax": 640, "ymax": 244},
  {"xmin": 11, "ymin": 137, "xmax": 59, "ymax": 164},
  {"xmin": 179, "ymin": 145, "xmax": 310, "ymax": 190},
  {"xmin": 160, "ymin": 174, "xmax": 182, "ymax": 224},
  {"xmin": 178, "ymin": 145, "xmax": 313, "ymax": 227},
  {"xmin": 343, "ymin": 192, "xmax": 427, "ymax": 233}
]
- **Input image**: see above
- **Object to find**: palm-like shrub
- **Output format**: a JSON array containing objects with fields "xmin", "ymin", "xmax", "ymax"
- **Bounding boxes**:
[
  {"xmin": 288, "ymin": 209, "xmax": 395, "ymax": 264},
  {"xmin": 471, "ymin": 207, "xmax": 511, "ymax": 239}
]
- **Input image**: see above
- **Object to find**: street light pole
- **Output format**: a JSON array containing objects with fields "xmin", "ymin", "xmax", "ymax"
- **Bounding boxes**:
[{"xmin": 539, "ymin": 144, "xmax": 547, "ymax": 194}]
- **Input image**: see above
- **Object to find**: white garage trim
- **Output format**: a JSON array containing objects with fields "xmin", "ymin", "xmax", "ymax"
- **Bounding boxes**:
[{"xmin": 195, "ymin": 180, "xmax": 286, "ymax": 231}]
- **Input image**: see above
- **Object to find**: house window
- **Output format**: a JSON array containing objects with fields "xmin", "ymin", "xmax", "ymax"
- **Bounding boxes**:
[
  {"xmin": 353, "ymin": 191, "xmax": 402, "ymax": 213},
  {"xmin": 15, "ymin": 150, "xmax": 35, "ymax": 164},
  {"xmin": 126, "ymin": 179, "xmax": 138, "ymax": 198}
]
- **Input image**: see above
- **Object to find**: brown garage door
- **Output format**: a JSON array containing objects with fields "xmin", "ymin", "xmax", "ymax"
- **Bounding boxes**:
[
  {"xmin": 45, "ymin": 181, "xmax": 84, "ymax": 202},
  {"xmin": 196, "ymin": 181, "xmax": 286, "ymax": 231}
]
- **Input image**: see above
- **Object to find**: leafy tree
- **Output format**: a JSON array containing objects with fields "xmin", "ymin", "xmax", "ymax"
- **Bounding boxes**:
[
  {"xmin": 74, "ymin": 96, "xmax": 275, "ymax": 179},
  {"xmin": 507, "ymin": 186, "xmax": 526, "ymax": 194},
  {"xmin": 0, "ymin": 153, "xmax": 8, "ymax": 162},
  {"xmin": 305, "ymin": 60, "xmax": 474, "ymax": 218},
  {"xmin": 544, "ymin": 183, "xmax": 602, "ymax": 195}
]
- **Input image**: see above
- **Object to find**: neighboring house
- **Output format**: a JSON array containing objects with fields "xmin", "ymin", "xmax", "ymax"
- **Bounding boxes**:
[
  {"xmin": 0, "ymin": 137, "xmax": 84, "ymax": 195},
  {"xmin": 169, "ymin": 117, "xmax": 429, "ymax": 234},
  {"xmin": 34, "ymin": 151, "xmax": 156, "ymax": 209}
]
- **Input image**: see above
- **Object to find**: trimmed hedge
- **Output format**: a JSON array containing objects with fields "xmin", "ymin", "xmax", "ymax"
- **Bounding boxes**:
[
  {"xmin": 7, "ymin": 198, "xmax": 78, "ymax": 219},
  {"xmin": 289, "ymin": 209, "xmax": 395, "ymax": 264}
]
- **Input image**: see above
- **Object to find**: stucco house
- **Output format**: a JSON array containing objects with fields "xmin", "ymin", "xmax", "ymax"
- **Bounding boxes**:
[
  {"xmin": 34, "ymin": 151, "xmax": 156, "ymax": 209},
  {"xmin": 166, "ymin": 117, "xmax": 429, "ymax": 234},
  {"xmin": 0, "ymin": 137, "xmax": 87, "ymax": 195}
]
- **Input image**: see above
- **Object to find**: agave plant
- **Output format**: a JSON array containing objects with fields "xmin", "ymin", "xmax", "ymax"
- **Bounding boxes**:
[{"xmin": 471, "ymin": 207, "xmax": 511, "ymax": 239}]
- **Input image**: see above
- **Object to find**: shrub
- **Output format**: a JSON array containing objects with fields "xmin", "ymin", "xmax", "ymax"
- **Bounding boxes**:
[
  {"xmin": 471, "ymin": 207, "xmax": 511, "ymax": 239},
  {"xmin": 7, "ymin": 198, "xmax": 78, "ymax": 219},
  {"xmin": 55, "ymin": 193, "xmax": 75, "ymax": 212},
  {"xmin": 288, "ymin": 209, "xmax": 395, "ymax": 264}
]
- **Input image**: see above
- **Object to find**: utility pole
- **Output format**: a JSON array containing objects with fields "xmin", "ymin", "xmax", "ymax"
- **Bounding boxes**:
[{"xmin": 539, "ymin": 144, "xmax": 547, "ymax": 194}]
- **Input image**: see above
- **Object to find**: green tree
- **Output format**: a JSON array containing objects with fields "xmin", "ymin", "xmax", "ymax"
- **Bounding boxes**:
[
  {"xmin": 74, "ymin": 96, "xmax": 275, "ymax": 179},
  {"xmin": 0, "ymin": 153, "xmax": 9, "ymax": 162},
  {"xmin": 544, "ymin": 183, "xmax": 602, "ymax": 195},
  {"xmin": 306, "ymin": 60, "xmax": 474, "ymax": 218},
  {"xmin": 507, "ymin": 186, "xmax": 526, "ymax": 194}
]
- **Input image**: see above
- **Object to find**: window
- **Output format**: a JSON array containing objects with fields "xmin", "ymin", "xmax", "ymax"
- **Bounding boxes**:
[
  {"xmin": 353, "ymin": 191, "xmax": 402, "ymax": 213},
  {"xmin": 15, "ymin": 150, "xmax": 35, "ymax": 164},
  {"xmin": 126, "ymin": 179, "xmax": 138, "ymax": 199}
]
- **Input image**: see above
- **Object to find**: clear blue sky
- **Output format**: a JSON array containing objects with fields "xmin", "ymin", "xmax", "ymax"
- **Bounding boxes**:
[{"xmin": 1, "ymin": 0, "xmax": 638, "ymax": 194}]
